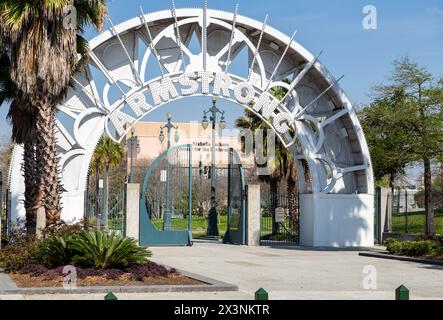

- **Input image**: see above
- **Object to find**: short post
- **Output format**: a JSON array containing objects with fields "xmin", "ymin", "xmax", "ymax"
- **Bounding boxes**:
[
  {"xmin": 255, "ymin": 288, "xmax": 268, "ymax": 300},
  {"xmin": 405, "ymin": 190, "xmax": 408, "ymax": 234},
  {"xmin": 125, "ymin": 183, "xmax": 140, "ymax": 244},
  {"xmin": 104, "ymin": 292, "xmax": 118, "ymax": 300},
  {"xmin": 395, "ymin": 285, "xmax": 409, "ymax": 300},
  {"xmin": 247, "ymin": 184, "xmax": 261, "ymax": 246}
]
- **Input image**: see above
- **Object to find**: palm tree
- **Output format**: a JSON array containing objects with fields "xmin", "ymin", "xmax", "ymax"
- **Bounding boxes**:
[
  {"xmin": 235, "ymin": 82, "xmax": 300, "ymax": 234},
  {"xmin": 0, "ymin": 46, "xmax": 39, "ymax": 233},
  {"xmin": 92, "ymin": 136, "xmax": 125, "ymax": 231},
  {"xmin": 0, "ymin": 0, "xmax": 107, "ymax": 225}
]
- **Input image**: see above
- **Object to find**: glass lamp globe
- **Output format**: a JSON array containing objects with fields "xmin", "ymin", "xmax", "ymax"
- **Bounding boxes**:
[
  {"xmin": 219, "ymin": 116, "xmax": 226, "ymax": 129},
  {"xmin": 174, "ymin": 129, "xmax": 180, "ymax": 142},
  {"xmin": 159, "ymin": 130, "xmax": 165, "ymax": 142},
  {"xmin": 202, "ymin": 116, "xmax": 209, "ymax": 129}
]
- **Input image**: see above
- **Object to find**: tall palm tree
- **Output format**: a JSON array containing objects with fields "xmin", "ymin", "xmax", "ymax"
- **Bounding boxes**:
[
  {"xmin": 236, "ymin": 81, "xmax": 300, "ymax": 234},
  {"xmin": 0, "ymin": 46, "xmax": 39, "ymax": 233},
  {"xmin": 92, "ymin": 136, "xmax": 125, "ymax": 231},
  {"xmin": 0, "ymin": 0, "xmax": 107, "ymax": 225}
]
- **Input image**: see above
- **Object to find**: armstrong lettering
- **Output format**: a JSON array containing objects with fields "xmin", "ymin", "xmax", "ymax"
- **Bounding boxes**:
[{"xmin": 106, "ymin": 71, "xmax": 294, "ymax": 138}]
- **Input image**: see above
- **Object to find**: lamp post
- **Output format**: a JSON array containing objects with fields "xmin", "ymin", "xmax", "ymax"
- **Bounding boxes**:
[
  {"xmin": 127, "ymin": 127, "xmax": 140, "ymax": 183},
  {"xmin": 202, "ymin": 96, "xmax": 226, "ymax": 237},
  {"xmin": 159, "ymin": 112, "xmax": 179, "ymax": 231}
]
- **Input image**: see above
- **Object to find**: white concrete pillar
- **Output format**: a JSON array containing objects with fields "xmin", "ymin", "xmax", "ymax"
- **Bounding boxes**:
[
  {"xmin": 247, "ymin": 184, "xmax": 260, "ymax": 246},
  {"xmin": 125, "ymin": 183, "xmax": 140, "ymax": 243},
  {"xmin": 299, "ymin": 193, "xmax": 374, "ymax": 247}
]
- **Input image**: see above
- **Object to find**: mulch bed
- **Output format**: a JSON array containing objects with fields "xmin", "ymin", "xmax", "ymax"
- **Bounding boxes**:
[{"xmin": 9, "ymin": 262, "xmax": 204, "ymax": 288}]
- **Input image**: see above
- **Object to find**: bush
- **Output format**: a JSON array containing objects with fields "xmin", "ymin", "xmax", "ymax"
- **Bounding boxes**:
[
  {"xmin": 69, "ymin": 230, "xmax": 151, "ymax": 268},
  {"xmin": 42, "ymin": 220, "xmax": 84, "ymax": 239},
  {"xmin": 36, "ymin": 236, "xmax": 73, "ymax": 267},
  {"xmin": 384, "ymin": 238, "xmax": 442, "ymax": 257},
  {"xmin": 0, "ymin": 235, "xmax": 40, "ymax": 271}
]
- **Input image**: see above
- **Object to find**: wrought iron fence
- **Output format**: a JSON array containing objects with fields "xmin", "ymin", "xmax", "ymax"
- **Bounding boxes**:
[
  {"xmin": 260, "ymin": 191, "xmax": 299, "ymax": 245},
  {"xmin": 84, "ymin": 187, "xmax": 126, "ymax": 234},
  {"xmin": 387, "ymin": 190, "xmax": 443, "ymax": 235}
]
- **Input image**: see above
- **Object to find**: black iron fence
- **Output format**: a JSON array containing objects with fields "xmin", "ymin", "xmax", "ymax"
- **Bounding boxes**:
[{"xmin": 260, "ymin": 191, "xmax": 299, "ymax": 245}]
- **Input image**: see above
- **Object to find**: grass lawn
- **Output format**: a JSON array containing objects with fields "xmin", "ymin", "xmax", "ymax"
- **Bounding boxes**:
[
  {"xmin": 391, "ymin": 210, "xmax": 443, "ymax": 234},
  {"xmin": 152, "ymin": 215, "xmax": 228, "ymax": 237}
]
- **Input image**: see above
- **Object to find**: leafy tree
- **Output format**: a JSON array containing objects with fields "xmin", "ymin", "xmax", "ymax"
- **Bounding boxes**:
[
  {"xmin": 0, "ymin": 0, "xmax": 107, "ymax": 225},
  {"xmin": 92, "ymin": 136, "xmax": 125, "ymax": 230},
  {"xmin": 359, "ymin": 92, "xmax": 415, "ymax": 191},
  {"xmin": 362, "ymin": 57, "xmax": 443, "ymax": 236}
]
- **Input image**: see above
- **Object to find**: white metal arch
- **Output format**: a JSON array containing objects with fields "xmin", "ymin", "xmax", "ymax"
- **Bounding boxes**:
[{"xmin": 8, "ymin": 7, "xmax": 374, "ymax": 247}]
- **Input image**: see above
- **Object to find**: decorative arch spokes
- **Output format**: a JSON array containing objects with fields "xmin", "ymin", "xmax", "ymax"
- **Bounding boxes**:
[{"xmin": 8, "ymin": 6, "xmax": 374, "ymax": 224}]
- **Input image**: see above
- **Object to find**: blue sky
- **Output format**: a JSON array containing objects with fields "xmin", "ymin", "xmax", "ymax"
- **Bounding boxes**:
[{"xmin": 0, "ymin": 0, "xmax": 442, "ymax": 138}]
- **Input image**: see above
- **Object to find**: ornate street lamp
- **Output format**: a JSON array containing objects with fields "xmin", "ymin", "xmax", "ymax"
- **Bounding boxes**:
[
  {"xmin": 202, "ymin": 96, "xmax": 225, "ymax": 237},
  {"xmin": 126, "ymin": 126, "xmax": 140, "ymax": 183},
  {"xmin": 159, "ymin": 112, "xmax": 179, "ymax": 231}
]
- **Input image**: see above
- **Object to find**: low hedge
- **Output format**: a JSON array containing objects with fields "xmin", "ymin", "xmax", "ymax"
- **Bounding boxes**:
[{"xmin": 384, "ymin": 238, "xmax": 443, "ymax": 257}]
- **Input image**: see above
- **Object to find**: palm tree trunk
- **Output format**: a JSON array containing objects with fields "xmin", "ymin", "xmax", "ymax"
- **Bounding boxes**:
[
  {"xmin": 287, "ymin": 175, "xmax": 298, "ymax": 233},
  {"xmin": 23, "ymin": 141, "xmax": 37, "ymax": 234},
  {"xmin": 101, "ymin": 165, "xmax": 109, "ymax": 231},
  {"xmin": 270, "ymin": 178, "xmax": 279, "ymax": 234},
  {"xmin": 95, "ymin": 160, "xmax": 100, "ymax": 230},
  {"xmin": 34, "ymin": 96, "xmax": 62, "ymax": 224},
  {"xmin": 424, "ymin": 157, "xmax": 435, "ymax": 237}
]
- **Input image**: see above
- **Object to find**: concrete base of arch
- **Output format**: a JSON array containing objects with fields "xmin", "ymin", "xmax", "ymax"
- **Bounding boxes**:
[{"xmin": 299, "ymin": 193, "xmax": 374, "ymax": 247}]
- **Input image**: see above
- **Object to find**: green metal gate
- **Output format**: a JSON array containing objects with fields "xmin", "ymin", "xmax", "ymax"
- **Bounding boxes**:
[
  {"xmin": 139, "ymin": 144, "xmax": 192, "ymax": 246},
  {"xmin": 222, "ymin": 148, "xmax": 246, "ymax": 245}
]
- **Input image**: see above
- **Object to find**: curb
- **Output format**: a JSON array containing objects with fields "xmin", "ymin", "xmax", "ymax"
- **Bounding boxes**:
[
  {"xmin": 0, "ymin": 268, "xmax": 238, "ymax": 295},
  {"xmin": 359, "ymin": 252, "xmax": 443, "ymax": 266}
]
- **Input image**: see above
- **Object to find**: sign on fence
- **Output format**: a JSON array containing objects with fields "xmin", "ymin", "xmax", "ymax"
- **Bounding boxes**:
[{"xmin": 275, "ymin": 207, "xmax": 285, "ymax": 223}]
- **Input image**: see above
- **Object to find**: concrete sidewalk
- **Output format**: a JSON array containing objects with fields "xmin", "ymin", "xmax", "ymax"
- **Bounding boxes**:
[
  {"xmin": 147, "ymin": 241, "xmax": 443, "ymax": 300},
  {"xmin": 1, "ymin": 241, "xmax": 442, "ymax": 300}
]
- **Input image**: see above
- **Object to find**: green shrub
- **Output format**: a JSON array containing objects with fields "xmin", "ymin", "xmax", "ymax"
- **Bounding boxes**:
[
  {"xmin": 69, "ymin": 230, "xmax": 151, "ymax": 268},
  {"xmin": 42, "ymin": 220, "xmax": 84, "ymax": 239},
  {"xmin": 36, "ymin": 236, "xmax": 73, "ymax": 267},
  {"xmin": 0, "ymin": 236, "xmax": 40, "ymax": 271},
  {"xmin": 385, "ymin": 238, "xmax": 442, "ymax": 257}
]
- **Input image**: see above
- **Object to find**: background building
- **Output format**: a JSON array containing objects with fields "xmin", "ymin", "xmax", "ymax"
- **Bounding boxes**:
[{"xmin": 125, "ymin": 121, "xmax": 255, "ymax": 173}]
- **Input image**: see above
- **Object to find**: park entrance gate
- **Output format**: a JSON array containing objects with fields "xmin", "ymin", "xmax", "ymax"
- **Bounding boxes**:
[
  {"xmin": 139, "ymin": 144, "xmax": 193, "ymax": 246},
  {"xmin": 223, "ymin": 148, "xmax": 246, "ymax": 245},
  {"xmin": 8, "ymin": 7, "xmax": 375, "ymax": 247},
  {"xmin": 139, "ymin": 145, "xmax": 246, "ymax": 246}
]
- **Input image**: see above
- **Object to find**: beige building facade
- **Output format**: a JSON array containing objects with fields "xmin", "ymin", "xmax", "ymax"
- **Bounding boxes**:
[{"xmin": 125, "ymin": 121, "xmax": 254, "ymax": 169}]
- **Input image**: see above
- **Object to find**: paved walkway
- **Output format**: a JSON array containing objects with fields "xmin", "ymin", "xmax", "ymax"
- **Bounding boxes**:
[
  {"xmin": 147, "ymin": 241, "xmax": 443, "ymax": 300},
  {"xmin": 1, "ymin": 241, "xmax": 442, "ymax": 300}
]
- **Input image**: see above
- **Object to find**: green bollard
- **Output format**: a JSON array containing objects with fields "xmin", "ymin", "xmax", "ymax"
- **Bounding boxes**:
[
  {"xmin": 255, "ymin": 288, "xmax": 268, "ymax": 300},
  {"xmin": 395, "ymin": 285, "xmax": 409, "ymax": 300},
  {"xmin": 104, "ymin": 292, "xmax": 118, "ymax": 300}
]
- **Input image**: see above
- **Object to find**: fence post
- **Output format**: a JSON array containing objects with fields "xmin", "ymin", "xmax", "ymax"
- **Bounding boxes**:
[
  {"xmin": 104, "ymin": 292, "xmax": 118, "ymax": 300},
  {"xmin": 395, "ymin": 285, "xmax": 409, "ymax": 300},
  {"xmin": 255, "ymin": 288, "xmax": 268, "ymax": 300},
  {"xmin": 404, "ymin": 189, "xmax": 408, "ymax": 234}
]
